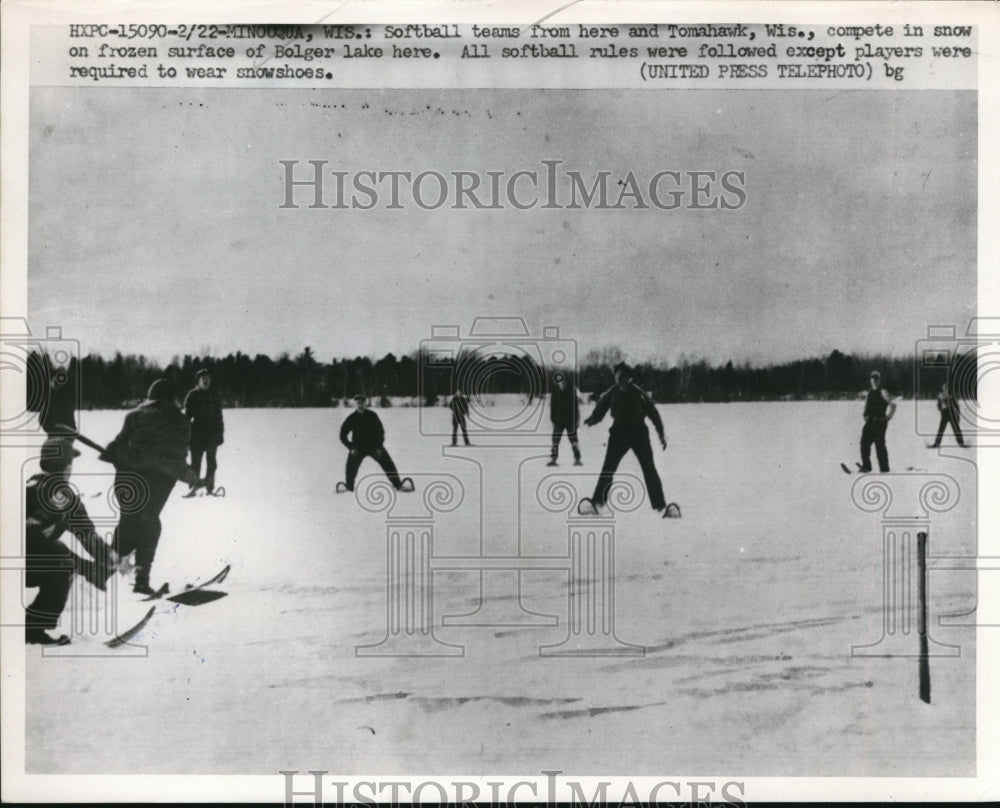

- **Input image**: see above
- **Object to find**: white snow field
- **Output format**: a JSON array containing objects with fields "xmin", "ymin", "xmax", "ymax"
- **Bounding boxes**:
[{"xmin": 25, "ymin": 399, "xmax": 976, "ymax": 776}]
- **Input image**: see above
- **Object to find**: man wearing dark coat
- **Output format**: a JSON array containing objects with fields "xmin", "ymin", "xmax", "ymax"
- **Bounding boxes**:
[
  {"xmin": 931, "ymin": 380, "xmax": 966, "ymax": 448},
  {"xmin": 183, "ymin": 369, "xmax": 225, "ymax": 494},
  {"xmin": 584, "ymin": 363, "xmax": 669, "ymax": 515},
  {"xmin": 101, "ymin": 379, "xmax": 199, "ymax": 594},
  {"xmin": 24, "ymin": 434, "xmax": 118, "ymax": 644},
  {"xmin": 448, "ymin": 389, "xmax": 471, "ymax": 446},
  {"xmin": 340, "ymin": 395, "xmax": 404, "ymax": 491},
  {"xmin": 548, "ymin": 374, "xmax": 582, "ymax": 466}
]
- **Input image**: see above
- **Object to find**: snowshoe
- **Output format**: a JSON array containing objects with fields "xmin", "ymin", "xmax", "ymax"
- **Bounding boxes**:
[
  {"xmin": 183, "ymin": 478, "xmax": 209, "ymax": 498},
  {"xmin": 181, "ymin": 564, "xmax": 230, "ymax": 591},
  {"xmin": 841, "ymin": 462, "xmax": 867, "ymax": 475},
  {"xmin": 662, "ymin": 502, "xmax": 682, "ymax": 519}
]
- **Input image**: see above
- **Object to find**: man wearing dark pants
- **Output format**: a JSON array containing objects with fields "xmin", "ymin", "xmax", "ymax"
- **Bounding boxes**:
[
  {"xmin": 24, "ymin": 434, "xmax": 118, "ymax": 645},
  {"xmin": 859, "ymin": 370, "xmax": 897, "ymax": 472},
  {"xmin": 584, "ymin": 363, "xmax": 669, "ymax": 515},
  {"xmin": 184, "ymin": 369, "xmax": 224, "ymax": 495},
  {"xmin": 340, "ymin": 395, "xmax": 403, "ymax": 491},
  {"xmin": 548, "ymin": 373, "xmax": 582, "ymax": 466},
  {"xmin": 449, "ymin": 389, "xmax": 471, "ymax": 446},
  {"xmin": 101, "ymin": 379, "xmax": 199, "ymax": 594},
  {"xmin": 931, "ymin": 380, "xmax": 965, "ymax": 447},
  {"xmin": 24, "ymin": 529, "xmax": 73, "ymax": 646}
]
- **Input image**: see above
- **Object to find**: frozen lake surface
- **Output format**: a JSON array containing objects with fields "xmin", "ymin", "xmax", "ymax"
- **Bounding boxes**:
[{"xmin": 25, "ymin": 400, "xmax": 976, "ymax": 776}]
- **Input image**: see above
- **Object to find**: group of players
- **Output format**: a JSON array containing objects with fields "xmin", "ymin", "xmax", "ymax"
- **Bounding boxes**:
[
  {"xmin": 25, "ymin": 360, "xmax": 966, "ymax": 646},
  {"xmin": 849, "ymin": 370, "xmax": 965, "ymax": 475},
  {"xmin": 339, "ymin": 362, "xmax": 678, "ymax": 517},
  {"xmin": 23, "ymin": 370, "xmax": 224, "ymax": 645}
]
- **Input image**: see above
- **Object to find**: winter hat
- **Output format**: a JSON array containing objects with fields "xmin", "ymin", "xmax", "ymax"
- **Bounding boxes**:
[
  {"xmin": 146, "ymin": 378, "xmax": 175, "ymax": 402},
  {"xmin": 613, "ymin": 362, "xmax": 633, "ymax": 378},
  {"xmin": 195, "ymin": 368, "xmax": 211, "ymax": 379},
  {"xmin": 40, "ymin": 434, "xmax": 80, "ymax": 472}
]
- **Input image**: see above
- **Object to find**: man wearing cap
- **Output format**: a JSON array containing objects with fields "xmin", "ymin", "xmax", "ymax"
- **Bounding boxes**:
[
  {"xmin": 101, "ymin": 379, "xmax": 199, "ymax": 594},
  {"xmin": 339, "ymin": 395, "xmax": 404, "ymax": 492},
  {"xmin": 859, "ymin": 370, "xmax": 896, "ymax": 472},
  {"xmin": 183, "ymin": 369, "xmax": 225, "ymax": 495},
  {"xmin": 24, "ymin": 434, "xmax": 117, "ymax": 644},
  {"xmin": 584, "ymin": 362, "xmax": 671, "ymax": 515}
]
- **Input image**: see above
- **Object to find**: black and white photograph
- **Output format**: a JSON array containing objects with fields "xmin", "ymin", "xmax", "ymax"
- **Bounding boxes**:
[{"xmin": 2, "ymin": 1, "xmax": 998, "ymax": 802}]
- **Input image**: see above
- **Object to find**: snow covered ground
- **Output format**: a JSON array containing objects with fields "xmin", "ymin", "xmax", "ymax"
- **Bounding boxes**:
[{"xmin": 24, "ymin": 400, "xmax": 976, "ymax": 776}]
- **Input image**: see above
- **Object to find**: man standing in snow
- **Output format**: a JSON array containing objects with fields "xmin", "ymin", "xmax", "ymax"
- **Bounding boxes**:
[
  {"xmin": 858, "ymin": 370, "xmax": 897, "ymax": 472},
  {"xmin": 449, "ymin": 389, "xmax": 471, "ymax": 446},
  {"xmin": 184, "ymin": 369, "xmax": 225, "ymax": 495},
  {"xmin": 930, "ymin": 379, "xmax": 965, "ymax": 448},
  {"xmin": 548, "ymin": 373, "xmax": 582, "ymax": 466},
  {"xmin": 340, "ymin": 395, "xmax": 404, "ymax": 492},
  {"xmin": 101, "ymin": 379, "xmax": 199, "ymax": 594},
  {"xmin": 584, "ymin": 362, "xmax": 672, "ymax": 516}
]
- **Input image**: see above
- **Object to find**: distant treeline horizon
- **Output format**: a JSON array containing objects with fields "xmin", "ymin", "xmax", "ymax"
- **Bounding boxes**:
[{"xmin": 28, "ymin": 346, "xmax": 964, "ymax": 410}]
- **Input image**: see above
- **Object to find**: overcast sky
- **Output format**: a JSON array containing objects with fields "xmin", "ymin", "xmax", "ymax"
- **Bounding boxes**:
[{"xmin": 29, "ymin": 87, "xmax": 975, "ymax": 367}]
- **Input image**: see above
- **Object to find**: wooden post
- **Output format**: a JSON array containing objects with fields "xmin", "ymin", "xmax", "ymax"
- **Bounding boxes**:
[{"xmin": 918, "ymin": 530, "xmax": 931, "ymax": 704}]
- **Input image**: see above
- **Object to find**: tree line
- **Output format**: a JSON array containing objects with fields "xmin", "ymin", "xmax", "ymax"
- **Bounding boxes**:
[{"xmin": 26, "ymin": 346, "xmax": 962, "ymax": 410}]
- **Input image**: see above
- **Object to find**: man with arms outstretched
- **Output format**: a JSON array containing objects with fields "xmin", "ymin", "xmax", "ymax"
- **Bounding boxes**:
[{"xmin": 584, "ymin": 363, "xmax": 674, "ymax": 517}]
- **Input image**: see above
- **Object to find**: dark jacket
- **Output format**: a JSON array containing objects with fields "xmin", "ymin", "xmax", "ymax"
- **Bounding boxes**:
[
  {"xmin": 937, "ymin": 389, "xmax": 960, "ymax": 415},
  {"xmin": 864, "ymin": 387, "xmax": 891, "ymax": 420},
  {"xmin": 183, "ymin": 387, "xmax": 225, "ymax": 446},
  {"xmin": 586, "ymin": 382, "xmax": 665, "ymax": 438},
  {"xmin": 549, "ymin": 384, "xmax": 580, "ymax": 428},
  {"xmin": 449, "ymin": 394, "xmax": 470, "ymax": 420},
  {"xmin": 26, "ymin": 352, "xmax": 77, "ymax": 435},
  {"xmin": 38, "ymin": 380, "xmax": 78, "ymax": 436},
  {"xmin": 25, "ymin": 472, "xmax": 96, "ymax": 547},
  {"xmin": 340, "ymin": 409, "xmax": 386, "ymax": 452},
  {"xmin": 101, "ymin": 400, "xmax": 197, "ymax": 484}
]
